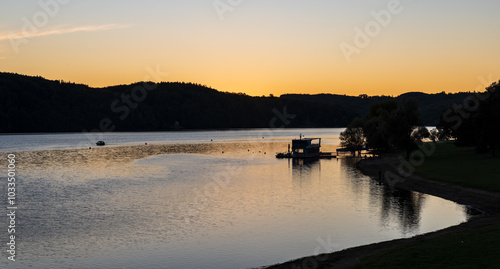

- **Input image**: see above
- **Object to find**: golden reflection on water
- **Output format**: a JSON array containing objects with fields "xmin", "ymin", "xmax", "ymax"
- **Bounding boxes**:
[
  {"xmin": 7, "ymin": 142, "xmax": 289, "ymax": 182},
  {"xmin": 0, "ymin": 142, "xmax": 469, "ymax": 269}
]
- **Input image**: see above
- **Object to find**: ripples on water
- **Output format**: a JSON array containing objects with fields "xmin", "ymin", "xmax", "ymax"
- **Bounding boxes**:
[{"xmin": 0, "ymin": 142, "xmax": 470, "ymax": 269}]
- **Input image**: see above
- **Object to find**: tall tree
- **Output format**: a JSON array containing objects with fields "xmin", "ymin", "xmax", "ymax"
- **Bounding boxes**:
[
  {"xmin": 362, "ymin": 99, "xmax": 398, "ymax": 152},
  {"xmin": 439, "ymin": 81, "xmax": 500, "ymax": 157},
  {"xmin": 387, "ymin": 98, "xmax": 421, "ymax": 158},
  {"xmin": 352, "ymin": 98, "xmax": 423, "ymax": 158},
  {"xmin": 340, "ymin": 118, "xmax": 365, "ymax": 155},
  {"xmin": 473, "ymin": 82, "xmax": 500, "ymax": 157}
]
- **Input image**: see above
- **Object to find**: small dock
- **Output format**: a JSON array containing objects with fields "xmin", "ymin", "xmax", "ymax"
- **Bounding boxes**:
[{"xmin": 276, "ymin": 136, "xmax": 336, "ymax": 159}]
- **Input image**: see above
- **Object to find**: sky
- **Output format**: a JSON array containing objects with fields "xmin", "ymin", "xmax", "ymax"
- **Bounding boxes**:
[{"xmin": 1, "ymin": 0, "xmax": 499, "ymax": 96}]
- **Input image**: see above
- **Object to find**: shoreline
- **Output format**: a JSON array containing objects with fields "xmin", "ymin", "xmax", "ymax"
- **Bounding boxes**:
[
  {"xmin": 355, "ymin": 158, "xmax": 500, "ymax": 215},
  {"xmin": 4, "ymin": 143, "xmax": 499, "ymax": 268},
  {"xmin": 265, "ymin": 157, "xmax": 500, "ymax": 269}
]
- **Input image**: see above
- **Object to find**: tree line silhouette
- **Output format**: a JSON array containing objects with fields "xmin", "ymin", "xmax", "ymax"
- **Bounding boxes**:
[
  {"xmin": 0, "ymin": 72, "xmax": 356, "ymax": 132},
  {"xmin": 1, "ymin": 71, "xmax": 495, "ymax": 154},
  {"xmin": 438, "ymin": 81, "xmax": 500, "ymax": 156},
  {"xmin": 339, "ymin": 80, "xmax": 500, "ymax": 157}
]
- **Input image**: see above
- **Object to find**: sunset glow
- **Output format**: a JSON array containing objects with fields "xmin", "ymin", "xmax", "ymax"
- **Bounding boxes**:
[{"xmin": 1, "ymin": 0, "xmax": 499, "ymax": 96}]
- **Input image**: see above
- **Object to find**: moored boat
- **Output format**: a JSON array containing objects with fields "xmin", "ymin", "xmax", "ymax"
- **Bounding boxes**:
[
  {"xmin": 96, "ymin": 141, "xmax": 105, "ymax": 146},
  {"xmin": 276, "ymin": 136, "xmax": 335, "ymax": 159}
]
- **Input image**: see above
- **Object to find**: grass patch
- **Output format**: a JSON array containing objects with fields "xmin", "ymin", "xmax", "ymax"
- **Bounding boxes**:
[
  {"xmin": 352, "ymin": 141, "xmax": 500, "ymax": 269},
  {"xmin": 413, "ymin": 141, "xmax": 500, "ymax": 192},
  {"xmin": 352, "ymin": 221, "xmax": 500, "ymax": 269}
]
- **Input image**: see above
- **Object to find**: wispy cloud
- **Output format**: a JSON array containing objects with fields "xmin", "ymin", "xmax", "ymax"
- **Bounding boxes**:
[{"xmin": 0, "ymin": 23, "xmax": 133, "ymax": 41}]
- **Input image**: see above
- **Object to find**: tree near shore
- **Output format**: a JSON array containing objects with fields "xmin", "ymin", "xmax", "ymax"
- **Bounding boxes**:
[
  {"xmin": 340, "ymin": 124, "xmax": 365, "ymax": 155},
  {"xmin": 362, "ymin": 99, "xmax": 398, "ymax": 152},
  {"xmin": 474, "ymin": 81, "xmax": 500, "ymax": 157},
  {"xmin": 341, "ymin": 98, "xmax": 425, "ymax": 158},
  {"xmin": 439, "ymin": 81, "xmax": 500, "ymax": 157},
  {"xmin": 386, "ymin": 98, "xmax": 421, "ymax": 158}
]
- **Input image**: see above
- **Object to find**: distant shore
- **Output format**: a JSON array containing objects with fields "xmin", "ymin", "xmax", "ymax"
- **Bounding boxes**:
[{"xmin": 265, "ymin": 156, "xmax": 500, "ymax": 269}]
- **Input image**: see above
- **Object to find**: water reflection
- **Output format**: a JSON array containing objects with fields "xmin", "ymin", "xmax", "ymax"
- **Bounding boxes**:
[
  {"xmin": 291, "ymin": 159, "xmax": 321, "ymax": 190},
  {"xmin": 292, "ymin": 158, "xmax": 320, "ymax": 168},
  {"xmin": 343, "ymin": 159, "xmax": 428, "ymax": 235},
  {"xmin": 379, "ymin": 184, "xmax": 426, "ymax": 234},
  {"xmin": 0, "ymin": 143, "xmax": 470, "ymax": 269},
  {"xmin": 322, "ymin": 158, "xmax": 425, "ymax": 236}
]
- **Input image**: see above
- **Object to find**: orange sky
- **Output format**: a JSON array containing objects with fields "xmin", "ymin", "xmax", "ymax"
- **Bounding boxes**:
[{"xmin": 1, "ymin": 1, "xmax": 499, "ymax": 96}]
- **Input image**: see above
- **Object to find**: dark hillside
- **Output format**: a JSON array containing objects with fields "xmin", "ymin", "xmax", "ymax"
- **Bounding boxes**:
[
  {"xmin": 283, "ymin": 91, "xmax": 472, "ymax": 126},
  {"xmin": 0, "ymin": 72, "xmax": 477, "ymax": 132},
  {"xmin": 0, "ymin": 73, "xmax": 356, "ymax": 132}
]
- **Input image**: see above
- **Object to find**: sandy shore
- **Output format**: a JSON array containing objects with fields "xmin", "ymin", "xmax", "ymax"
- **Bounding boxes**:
[{"xmin": 265, "ymin": 157, "xmax": 500, "ymax": 269}]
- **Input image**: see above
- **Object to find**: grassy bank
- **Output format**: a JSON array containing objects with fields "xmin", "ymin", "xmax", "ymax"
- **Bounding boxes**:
[
  {"xmin": 267, "ymin": 141, "xmax": 500, "ymax": 269},
  {"xmin": 414, "ymin": 141, "xmax": 500, "ymax": 192},
  {"xmin": 352, "ymin": 141, "xmax": 500, "ymax": 269},
  {"xmin": 352, "ymin": 219, "xmax": 500, "ymax": 269}
]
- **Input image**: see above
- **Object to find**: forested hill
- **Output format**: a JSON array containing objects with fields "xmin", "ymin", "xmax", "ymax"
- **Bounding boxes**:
[
  {"xmin": 0, "ymin": 72, "xmax": 472, "ymax": 133},
  {"xmin": 0, "ymin": 73, "xmax": 356, "ymax": 132},
  {"xmin": 282, "ymin": 91, "xmax": 472, "ymax": 128}
]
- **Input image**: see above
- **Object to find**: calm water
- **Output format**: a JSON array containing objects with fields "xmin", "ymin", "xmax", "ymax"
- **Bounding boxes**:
[
  {"xmin": 0, "ymin": 129, "xmax": 342, "ymax": 152},
  {"xmin": 0, "ymin": 129, "xmax": 471, "ymax": 268}
]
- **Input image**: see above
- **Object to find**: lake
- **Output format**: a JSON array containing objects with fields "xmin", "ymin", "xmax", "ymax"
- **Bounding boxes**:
[{"xmin": 0, "ymin": 129, "xmax": 471, "ymax": 268}]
